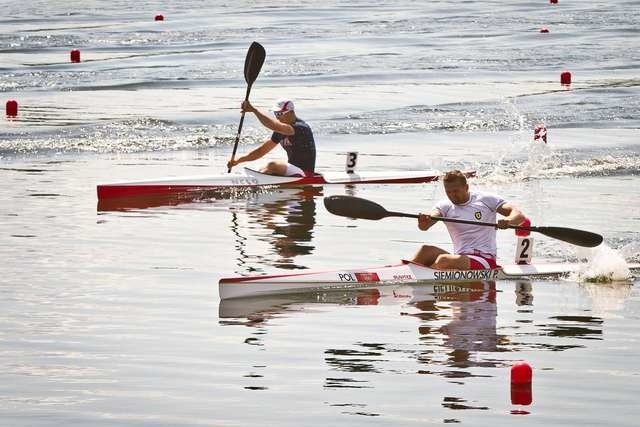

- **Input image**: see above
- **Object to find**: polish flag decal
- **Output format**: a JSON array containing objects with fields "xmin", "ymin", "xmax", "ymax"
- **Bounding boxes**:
[{"xmin": 354, "ymin": 272, "xmax": 380, "ymax": 282}]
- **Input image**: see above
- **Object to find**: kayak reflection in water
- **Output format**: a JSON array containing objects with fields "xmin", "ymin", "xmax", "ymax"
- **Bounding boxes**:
[
  {"xmin": 411, "ymin": 170, "xmax": 527, "ymax": 271},
  {"xmin": 227, "ymin": 99, "xmax": 317, "ymax": 177},
  {"xmin": 244, "ymin": 187, "xmax": 320, "ymax": 270}
]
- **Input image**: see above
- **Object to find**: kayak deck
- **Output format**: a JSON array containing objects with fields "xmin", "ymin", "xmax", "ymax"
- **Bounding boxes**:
[
  {"xmin": 219, "ymin": 261, "xmax": 640, "ymax": 300},
  {"xmin": 97, "ymin": 167, "xmax": 476, "ymax": 200}
]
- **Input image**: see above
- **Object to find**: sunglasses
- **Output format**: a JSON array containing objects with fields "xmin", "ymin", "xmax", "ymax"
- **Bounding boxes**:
[{"xmin": 274, "ymin": 110, "xmax": 289, "ymax": 117}]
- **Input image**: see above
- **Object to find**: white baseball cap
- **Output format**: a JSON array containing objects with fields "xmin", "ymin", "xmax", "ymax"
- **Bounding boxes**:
[{"xmin": 272, "ymin": 98, "xmax": 295, "ymax": 113}]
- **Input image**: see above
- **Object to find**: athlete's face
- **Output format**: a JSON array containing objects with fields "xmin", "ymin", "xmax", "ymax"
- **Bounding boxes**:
[
  {"xmin": 274, "ymin": 110, "xmax": 294, "ymax": 124},
  {"xmin": 444, "ymin": 181, "xmax": 470, "ymax": 205}
]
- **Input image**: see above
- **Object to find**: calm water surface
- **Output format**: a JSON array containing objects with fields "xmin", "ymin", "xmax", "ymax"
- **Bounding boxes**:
[{"xmin": 1, "ymin": 1, "xmax": 639, "ymax": 426}]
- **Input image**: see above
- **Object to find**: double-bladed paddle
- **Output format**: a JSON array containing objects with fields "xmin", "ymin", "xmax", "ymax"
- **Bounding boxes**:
[
  {"xmin": 228, "ymin": 41, "xmax": 266, "ymax": 173},
  {"xmin": 323, "ymin": 195, "xmax": 603, "ymax": 248}
]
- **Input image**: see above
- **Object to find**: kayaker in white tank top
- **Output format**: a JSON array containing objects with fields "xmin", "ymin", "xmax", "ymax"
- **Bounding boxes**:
[{"xmin": 411, "ymin": 170, "xmax": 527, "ymax": 271}]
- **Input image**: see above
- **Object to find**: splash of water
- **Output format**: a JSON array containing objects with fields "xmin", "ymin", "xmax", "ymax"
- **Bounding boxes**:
[{"xmin": 570, "ymin": 245, "xmax": 633, "ymax": 283}]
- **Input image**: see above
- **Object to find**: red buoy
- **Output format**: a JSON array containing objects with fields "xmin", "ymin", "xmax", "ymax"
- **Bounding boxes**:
[
  {"xmin": 511, "ymin": 361, "xmax": 532, "ymax": 384},
  {"xmin": 550, "ymin": 0, "xmax": 558, "ymax": 4},
  {"xmin": 6, "ymin": 99, "xmax": 18, "ymax": 117},
  {"xmin": 511, "ymin": 383, "xmax": 533, "ymax": 406},
  {"xmin": 70, "ymin": 49, "xmax": 81, "ymax": 63},
  {"xmin": 154, "ymin": 14, "xmax": 164, "ymax": 21},
  {"xmin": 534, "ymin": 124, "xmax": 547, "ymax": 143},
  {"xmin": 540, "ymin": 27, "xmax": 550, "ymax": 33},
  {"xmin": 560, "ymin": 70, "xmax": 572, "ymax": 85}
]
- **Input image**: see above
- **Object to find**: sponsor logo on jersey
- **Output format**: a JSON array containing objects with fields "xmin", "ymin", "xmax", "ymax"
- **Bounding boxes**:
[{"xmin": 474, "ymin": 211, "xmax": 482, "ymax": 220}]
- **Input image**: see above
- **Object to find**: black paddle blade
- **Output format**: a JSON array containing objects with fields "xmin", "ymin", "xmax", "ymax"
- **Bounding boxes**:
[
  {"xmin": 244, "ymin": 42, "xmax": 266, "ymax": 85},
  {"xmin": 323, "ymin": 195, "xmax": 389, "ymax": 220},
  {"xmin": 535, "ymin": 226, "xmax": 603, "ymax": 248}
]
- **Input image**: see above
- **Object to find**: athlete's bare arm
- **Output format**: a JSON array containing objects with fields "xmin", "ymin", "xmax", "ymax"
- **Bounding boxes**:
[
  {"xmin": 227, "ymin": 139, "xmax": 277, "ymax": 168},
  {"xmin": 418, "ymin": 210, "xmax": 441, "ymax": 231},
  {"xmin": 242, "ymin": 101, "xmax": 294, "ymax": 135},
  {"xmin": 496, "ymin": 203, "xmax": 525, "ymax": 229}
]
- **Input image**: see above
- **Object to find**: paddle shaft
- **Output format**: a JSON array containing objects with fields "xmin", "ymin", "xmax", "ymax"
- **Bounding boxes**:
[
  {"xmin": 386, "ymin": 210, "xmax": 532, "ymax": 231},
  {"xmin": 228, "ymin": 85, "xmax": 252, "ymax": 173},
  {"xmin": 383, "ymin": 207, "xmax": 603, "ymax": 247},
  {"xmin": 228, "ymin": 42, "xmax": 265, "ymax": 173}
]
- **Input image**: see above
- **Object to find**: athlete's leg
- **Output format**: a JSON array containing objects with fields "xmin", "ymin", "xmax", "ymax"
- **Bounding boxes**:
[
  {"xmin": 410, "ymin": 245, "xmax": 449, "ymax": 267},
  {"xmin": 432, "ymin": 253, "xmax": 472, "ymax": 270},
  {"xmin": 283, "ymin": 163, "xmax": 305, "ymax": 177},
  {"xmin": 260, "ymin": 160, "xmax": 288, "ymax": 176}
]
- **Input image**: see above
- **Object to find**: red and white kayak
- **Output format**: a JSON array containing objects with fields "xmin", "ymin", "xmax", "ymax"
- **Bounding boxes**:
[
  {"xmin": 97, "ymin": 167, "xmax": 474, "ymax": 200},
  {"xmin": 219, "ymin": 260, "xmax": 640, "ymax": 300}
]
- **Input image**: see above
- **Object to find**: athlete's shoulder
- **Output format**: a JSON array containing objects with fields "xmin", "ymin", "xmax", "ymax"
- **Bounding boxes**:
[
  {"xmin": 434, "ymin": 198, "xmax": 453, "ymax": 214},
  {"xmin": 471, "ymin": 190, "xmax": 501, "ymax": 200},
  {"xmin": 471, "ymin": 191, "xmax": 505, "ymax": 209},
  {"xmin": 295, "ymin": 118, "xmax": 314, "ymax": 129}
]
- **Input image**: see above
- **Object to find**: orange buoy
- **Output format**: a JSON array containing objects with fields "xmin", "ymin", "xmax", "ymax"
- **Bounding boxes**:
[
  {"xmin": 70, "ymin": 49, "xmax": 81, "ymax": 63},
  {"xmin": 6, "ymin": 100, "xmax": 18, "ymax": 117},
  {"xmin": 154, "ymin": 14, "xmax": 164, "ymax": 21},
  {"xmin": 560, "ymin": 70, "xmax": 572, "ymax": 85},
  {"xmin": 534, "ymin": 124, "xmax": 547, "ymax": 143}
]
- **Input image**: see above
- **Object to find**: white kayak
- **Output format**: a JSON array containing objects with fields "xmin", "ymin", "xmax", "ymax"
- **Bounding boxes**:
[
  {"xmin": 218, "ymin": 260, "xmax": 640, "ymax": 300},
  {"xmin": 97, "ymin": 167, "xmax": 474, "ymax": 200}
]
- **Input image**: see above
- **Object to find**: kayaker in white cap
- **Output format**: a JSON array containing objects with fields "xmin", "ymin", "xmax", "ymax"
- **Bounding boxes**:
[{"xmin": 227, "ymin": 98, "xmax": 316, "ymax": 176}]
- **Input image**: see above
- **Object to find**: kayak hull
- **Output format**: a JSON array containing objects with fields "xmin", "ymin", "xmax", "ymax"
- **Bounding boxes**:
[
  {"xmin": 218, "ymin": 261, "xmax": 640, "ymax": 300},
  {"xmin": 97, "ymin": 167, "xmax": 475, "ymax": 200}
]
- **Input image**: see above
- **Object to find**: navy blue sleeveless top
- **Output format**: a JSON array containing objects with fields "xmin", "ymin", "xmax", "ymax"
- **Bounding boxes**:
[{"xmin": 271, "ymin": 118, "xmax": 316, "ymax": 172}]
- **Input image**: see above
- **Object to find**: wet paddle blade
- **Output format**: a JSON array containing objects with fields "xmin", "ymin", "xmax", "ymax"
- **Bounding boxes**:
[
  {"xmin": 323, "ymin": 195, "xmax": 390, "ymax": 220},
  {"xmin": 244, "ymin": 42, "xmax": 266, "ymax": 86},
  {"xmin": 535, "ymin": 226, "xmax": 603, "ymax": 248}
]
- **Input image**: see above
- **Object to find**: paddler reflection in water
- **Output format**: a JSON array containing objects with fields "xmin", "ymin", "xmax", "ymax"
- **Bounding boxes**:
[
  {"xmin": 411, "ymin": 170, "xmax": 527, "ymax": 270},
  {"xmin": 412, "ymin": 282, "xmax": 502, "ymax": 364},
  {"xmin": 240, "ymin": 187, "xmax": 320, "ymax": 270},
  {"xmin": 265, "ymin": 188, "xmax": 319, "ymax": 269},
  {"xmin": 227, "ymin": 99, "xmax": 317, "ymax": 177}
]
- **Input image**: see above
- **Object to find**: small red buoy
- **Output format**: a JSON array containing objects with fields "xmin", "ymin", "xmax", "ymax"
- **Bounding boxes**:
[
  {"xmin": 154, "ymin": 14, "xmax": 164, "ymax": 21},
  {"xmin": 534, "ymin": 124, "xmax": 547, "ymax": 143},
  {"xmin": 560, "ymin": 70, "xmax": 572, "ymax": 85},
  {"xmin": 70, "ymin": 49, "xmax": 81, "ymax": 63},
  {"xmin": 511, "ymin": 361, "xmax": 532, "ymax": 384},
  {"xmin": 6, "ymin": 100, "xmax": 18, "ymax": 117},
  {"xmin": 550, "ymin": 0, "xmax": 558, "ymax": 4},
  {"xmin": 540, "ymin": 27, "xmax": 550, "ymax": 33},
  {"xmin": 511, "ymin": 383, "xmax": 533, "ymax": 406}
]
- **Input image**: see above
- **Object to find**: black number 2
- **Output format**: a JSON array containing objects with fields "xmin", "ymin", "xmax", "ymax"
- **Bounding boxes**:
[{"xmin": 519, "ymin": 238, "xmax": 531, "ymax": 258}]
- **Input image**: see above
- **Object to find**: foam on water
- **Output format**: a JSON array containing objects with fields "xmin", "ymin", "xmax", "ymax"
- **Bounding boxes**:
[
  {"xmin": 479, "ymin": 140, "xmax": 640, "ymax": 185},
  {"xmin": 570, "ymin": 245, "xmax": 633, "ymax": 283}
]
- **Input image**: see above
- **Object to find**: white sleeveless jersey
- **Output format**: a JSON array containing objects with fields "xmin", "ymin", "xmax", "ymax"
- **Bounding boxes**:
[{"xmin": 434, "ymin": 191, "xmax": 505, "ymax": 257}]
